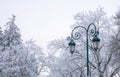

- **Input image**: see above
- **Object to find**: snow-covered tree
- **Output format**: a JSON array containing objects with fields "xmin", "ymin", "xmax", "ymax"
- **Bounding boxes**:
[
  {"xmin": 48, "ymin": 7, "xmax": 120, "ymax": 77},
  {"xmin": 0, "ymin": 27, "xmax": 4, "ymax": 51},
  {"xmin": 109, "ymin": 9, "xmax": 120, "ymax": 77},
  {"xmin": 0, "ymin": 15, "xmax": 46, "ymax": 77},
  {"xmin": 24, "ymin": 40, "xmax": 48, "ymax": 76},
  {"xmin": 4, "ymin": 15, "xmax": 22, "ymax": 47}
]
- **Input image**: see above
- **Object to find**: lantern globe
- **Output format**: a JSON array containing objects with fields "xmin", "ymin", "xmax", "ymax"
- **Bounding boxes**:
[
  {"xmin": 68, "ymin": 39, "xmax": 76, "ymax": 54},
  {"xmin": 92, "ymin": 35, "xmax": 100, "ymax": 50}
]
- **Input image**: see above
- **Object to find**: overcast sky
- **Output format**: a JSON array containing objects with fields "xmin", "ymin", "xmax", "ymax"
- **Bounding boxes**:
[{"xmin": 0, "ymin": 0, "xmax": 120, "ymax": 49}]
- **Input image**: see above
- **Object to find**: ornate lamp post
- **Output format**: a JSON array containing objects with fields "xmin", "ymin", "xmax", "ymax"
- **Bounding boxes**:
[{"xmin": 68, "ymin": 23, "xmax": 100, "ymax": 76}]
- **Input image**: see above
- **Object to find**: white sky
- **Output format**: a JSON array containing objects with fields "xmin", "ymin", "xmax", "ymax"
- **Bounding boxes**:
[{"xmin": 0, "ymin": 0, "xmax": 120, "ymax": 49}]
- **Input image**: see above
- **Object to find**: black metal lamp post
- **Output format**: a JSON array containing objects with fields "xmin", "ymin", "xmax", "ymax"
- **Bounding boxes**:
[{"xmin": 68, "ymin": 23, "xmax": 100, "ymax": 76}]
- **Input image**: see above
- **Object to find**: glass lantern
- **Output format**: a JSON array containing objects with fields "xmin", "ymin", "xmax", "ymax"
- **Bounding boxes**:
[
  {"xmin": 68, "ymin": 39, "xmax": 76, "ymax": 54},
  {"xmin": 92, "ymin": 35, "xmax": 100, "ymax": 51}
]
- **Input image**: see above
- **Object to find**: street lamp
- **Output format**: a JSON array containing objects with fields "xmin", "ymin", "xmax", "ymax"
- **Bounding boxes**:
[
  {"xmin": 68, "ymin": 23, "xmax": 100, "ymax": 76},
  {"xmin": 92, "ymin": 35, "xmax": 100, "ymax": 51},
  {"xmin": 68, "ymin": 39, "xmax": 76, "ymax": 55}
]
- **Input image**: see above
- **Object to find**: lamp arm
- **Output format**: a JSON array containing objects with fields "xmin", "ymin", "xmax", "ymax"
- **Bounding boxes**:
[
  {"xmin": 87, "ymin": 23, "xmax": 97, "ymax": 37},
  {"xmin": 71, "ymin": 26, "xmax": 87, "ymax": 40},
  {"xmin": 71, "ymin": 23, "xmax": 98, "ymax": 40}
]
